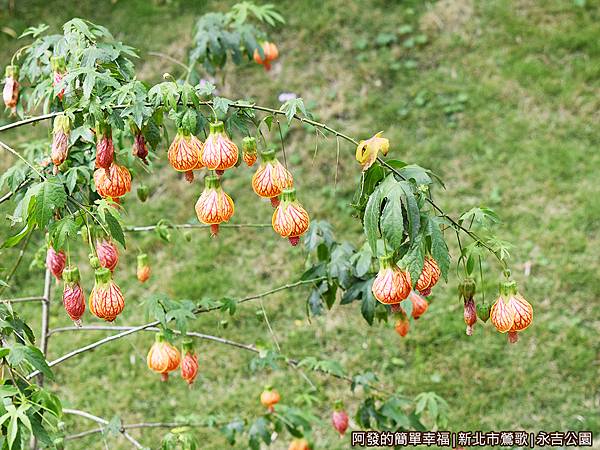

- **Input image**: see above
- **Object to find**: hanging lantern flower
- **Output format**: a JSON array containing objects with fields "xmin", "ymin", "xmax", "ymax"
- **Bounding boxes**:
[
  {"xmin": 132, "ymin": 130, "xmax": 149, "ymax": 164},
  {"xmin": 93, "ymin": 162, "xmax": 132, "ymax": 199},
  {"xmin": 200, "ymin": 121, "xmax": 238, "ymax": 175},
  {"xmin": 137, "ymin": 253, "xmax": 150, "ymax": 283},
  {"xmin": 195, "ymin": 175, "xmax": 234, "ymax": 236},
  {"xmin": 394, "ymin": 309, "xmax": 410, "ymax": 337},
  {"xmin": 415, "ymin": 256, "xmax": 441, "ymax": 297},
  {"xmin": 242, "ymin": 136, "xmax": 258, "ymax": 167},
  {"xmin": 459, "ymin": 278, "xmax": 477, "ymax": 336},
  {"xmin": 506, "ymin": 282, "xmax": 533, "ymax": 344},
  {"xmin": 180, "ymin": 339, "xmax": 199, "ymax": 385},
  {"xmin": 96, "ymin": 239, "xmax": 119, "ymax": 272},
  {"xmin": 3, "ymin": 65, "xmax": 19, "ymax": 112},
  {"xmin": 168, "ymin": 130, "xmax": 202, "ymax": 182},
  {"xmin": 260, "ymin": 386, "xmax": 280, "ymax": 412},
  {"xmin": 88, "ymin": 267, "xmax": 125, "ymax": 322},
  {"xmin": 46, "ymin": 246, "xmax": 66, "ymax": 281},
  {"xmin": 62, "ymin": 265, "xmax": 85, "ymax": 326},
  {"xmin": 51, "ymin": 114, "xmax": 71, "ymax": 169},
  {"xmin": 95, "ymin": 122, "xmax": 115, "ymax": 171},
  {"xmin": 331, "ymin": 403, "xmax": 349, "ymax": 437},
  {"xmin": 251, "ymin": 149, "xmax": 293, "ymax": 207},
  {"xmin": 271, "ymin": 188, "xmax": 310, "ymax": 246},
  {"xmin": 490, "ymin": 282, "xmax": 515, "ymax": 334},
  {"xmin": 371, "ymin": 254, "xmax": 411, "ymax": 305},
  {"xmin": 408, "ymin": 290, "xmax": 429, "ymax": 319},
  {"xmin": 147, "ymin": 334, "xmax": 181, "ymax": 382},
  {"xmin": 253, "ymin": 42, "xmax": 279, "ymax": 71},
  {"xmin": 50, "ymin": 56, "xmax": 66, "ymax": 100}
]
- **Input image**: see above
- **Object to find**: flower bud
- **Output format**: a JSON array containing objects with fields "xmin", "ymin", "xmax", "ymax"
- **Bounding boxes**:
[
  {"xmin": 137, "ymin": 253, "xmax": 150, "ymax": 283},
  {"xmin": 51, "ymin": 114, "xmax": 71, "ymax": 167}
]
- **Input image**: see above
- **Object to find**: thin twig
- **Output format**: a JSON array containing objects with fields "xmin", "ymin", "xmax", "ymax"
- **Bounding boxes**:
[
  {"xmin": 39, "ymin": 268, "xmax": 52, "ymax": 379},
  {"xmin": 147, "ymin": 51, "xmax": 191, "ymax": 71},
  {"xmin": 0, "ymin": 296, "xmax": 44, "ymax": 304},
  {"xmin": 0, "ymin": 139, "xmax": 45, "ymax": 179},
  {"xmin": 27, "ymin": 277, "xmax": 325, "ymax": 379},
  {"xmin": 63, "ymin": 409, "xmax": 144, "ymax": 449},
  {"xmin": 0, "ymin": 231, "xmax": 33, "ymax": 297},
  {"xmin": 124, "ymin": 223, "xmax": 272, "ymax": 232},
  {"xmin": 65, "ymin": 421, "xmax": 211, "ymax": 441}
]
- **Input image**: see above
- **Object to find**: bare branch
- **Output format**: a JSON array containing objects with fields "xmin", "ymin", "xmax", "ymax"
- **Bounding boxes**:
[
  {"xmin": 0, "ymin": 296, "xmax": 44, "ymax": 304},
  {"xmin": 26, "ymin": 277, "xmax": 325, "ymax": 379},
  {"xmin": 63, "ymin": 409, "xmax": 144, "ymax": 449},
  {"xmin": 125, "ymin": 223, "xmax": 272, "ymax": 232}
]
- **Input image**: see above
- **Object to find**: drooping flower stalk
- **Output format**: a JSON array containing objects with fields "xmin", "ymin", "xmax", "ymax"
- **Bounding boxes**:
[
  {"xmin": 195, "ymin": 174, "xmax": 234, "ymax": 236},
  {"xmin": 62, "ymin": 265, "xmax": 85, "ymax": 326},
  {"xmin": 271, "ymin": 187, "xmax": 310, "ymax": 246},
  {"xmin": 251, "ymin": 149, "xmax": 293, "ymax": 207},
  {"xmin": 371, "ymin": 254, "xmax": 411, "ymax": 305},
  {"xmin": 88, "ymin": 267, "xmax": 125, "ymax": 322},
  {"xmin": 200, "ymin": 121, "xmax": 238, "ymax": 174}
]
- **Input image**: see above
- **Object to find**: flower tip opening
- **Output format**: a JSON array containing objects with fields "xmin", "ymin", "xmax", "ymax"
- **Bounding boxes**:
[
  {"xmin": 160, "ymin": 373, "xmax": 169, "ymax": 382},
  {"xmin": 184, "ymin": 171, "xmax": 194, "ymax": 183},
  {"xmin": 270, "ymin": 197, "xmax": 280, "ymax": 208},
  {"xmin": 210, "ymin": 224, "xmax": 219, "ymax": 237},
  {"xmin": 288, "ymin": 236, "xmax": 300, "ymax": 246}
]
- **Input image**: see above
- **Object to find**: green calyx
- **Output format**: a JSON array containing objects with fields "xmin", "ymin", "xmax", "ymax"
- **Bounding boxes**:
[
  {"xmin": 63, "ymin": 266, "xmax": 80, "ymax": 284},
  {"xmin": 137, "ymin": 253, "xmax": 149, "ymax": 267},
  {"xmin": 242, "ymin": 136, "xmax": 257, "ymax": 153},
  {"xmin": 378, "ymin": 253, "xmax": 396, "ymax": 269},
  {"xmin": 53, "ymin": 114, "xmax": 71, "ymax": 134},
  {"xmin": 94, "ymin": 267, "xmax": 112, "ymax": 285},
  {"xmin": 209, "ymin": 121, "xmax": 225, "ymax": 134},
  {"xmin": 177, "ymin": 127, "xmax": 191, "ymax": 138},
  {"xmin": 95, "ymin": 120, "xmax": 111, "ymax": 138},
  {"xmin": 499, "ymin": 280, "xmax": 517, "ymax": 296},
  {"xmin": 458, "ymin": 277, "xmax": 476, "ymax": 299},
  {"xmin": 182, "ymin": 338, "xmax": 194, "ymax": 353},
  {"xmin": 50, "ymin": 56, "xmax": 66, "ymax": 71},
  {"xmin": 260, "ymin": 149, "xmax": 276, "ymax": 162},
  {"xmin": 137, "ymin": 185, "xmax": 149, "ymax": 202},
  {"xmin": 333, "ymin": 400, "xmax": 344, "ymax": 411},
  {"xmin": 476, "ymin": 303, "xmax": 491, "ymax": 322},
  {"xmin": 89, "ymin": 255, "xmax": 101, "ymax": 269},
  {"xmin": 155, "ymin": 333, "xmax": 165, "ymax": 343},
  {"xmin": 5, "ymin": 65, "xmax": 18, "ymax": 78},
  {"xmin": 204, "ymin": 174, "xmax": 221, "ymax": 190},
  {"xmin": 279, "ymin": 187, "xmax": 297, "ymax": 203}
]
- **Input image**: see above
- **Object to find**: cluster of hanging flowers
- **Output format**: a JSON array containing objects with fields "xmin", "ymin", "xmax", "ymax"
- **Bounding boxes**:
[
  {"xmin": 371, "ymin": 254, "xmax": 441, "ymax": 338},
  {"xmin": 164, "ymin": 119, "xmax": 309, "ymax": 245},
  {"xmin": 147, "ymin": 334, "xmax": 198, "ymax": 384}
]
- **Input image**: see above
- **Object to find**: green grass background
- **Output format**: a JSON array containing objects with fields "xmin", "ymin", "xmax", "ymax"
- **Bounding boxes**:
[{"xmin": 1, "ymin": 0, "xmax": 599, "ymax": 448}]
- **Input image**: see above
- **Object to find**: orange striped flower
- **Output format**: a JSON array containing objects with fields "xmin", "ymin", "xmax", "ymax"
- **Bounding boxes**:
[
  {"xmin": 195, "ymin": 175, "xmax": 234, "ymax": 236},
  {"xmin": 200, "ymin": 121, "xmax": 238, "ymax": 174},
  {"xmin": 168, "ymin": 130, "xmax": 203, "ymax": 182},
  {"xmin": 415, "ymin": 256, "xmax": 441, "ymax": 296},
  {"xmin": 394, "ymin": 310, "xmax": 410, "ymax": 337},
  {"xmin": 507, "ymin": 289, "xmax": 533, "ymax": 344},
  {"xmin": 3, "ymin": 65, "xmax": 19, "ymax": 112},
  {"xmin": 408, "ymin": 290, "xmax": 429, "ymax": 319},
  {"xmin": 271, "ymin": 188, "xmax": 310, "ymax": 246},
  {"xmin": 51, "ymin": 114, "xmax": 70, "ymax": 168},
  {"xmin": 95, "ymin": 122, "xmax": 115, "ymax": 170},
  {"xmin": 93, "ymin": 162, "xmax": 131, "ymax": 199},
  {"xmin": 490, "ymin": 286, "xmax": 515, "ymax": 334},
  {"xmin": 260, "ymin": 386, "xmax": 280, "ymax": 412},
  {"xmin": 96, "ymin": 239, "xmax": 119, "ymax": 272},
  {"xmin": 147, "ymin": 334, "xmax": 181, "ymax": 382},
  {"xmin": 242, "ymin": 136, "xmax": 258, "ymax": 167},
  {"xmin": 253, "ymin": 42, "xmax": 279, "ymax": 71},
  {"xmin": 372, "ymin": 254, "xmax": 411, "ymax": 305},
  {"xmin": 180, "ymin": 340, "xmax": 198, "ymax": 385},
  {"xmin": 51, "ymin": 56, "xmax": 66, "ymax": 100},
  {"xmin": 88, "ymin": 268, "xmax": 125, "ymax": 322},
  {"xmin": 252, "ymin": 149, "xmax": 293, "ymax": 207},
  {"xmin": 62, "ymin": 266, "xmax": 85, "ymax": 326},
  {"xmin": 46, "ymin": 246, "xmax": 66, "ymax": 281}
]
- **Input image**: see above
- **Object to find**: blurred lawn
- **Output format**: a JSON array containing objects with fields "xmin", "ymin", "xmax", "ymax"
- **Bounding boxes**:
[{"xmin": 1, "ymin": 0, "xmax": 599, "ymax": 449}]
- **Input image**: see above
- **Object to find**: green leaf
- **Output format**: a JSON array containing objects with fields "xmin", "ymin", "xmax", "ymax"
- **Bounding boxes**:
[
  {"xmin": 400, "ymin": 237, "xmax": 425, "ymax": 288},
  {"xmin": 248, "ymin": 417, "xmax": 271, "ymax": 449},
  {"xmin": 103, "ymin": 415, "xmax": 122, "ymax": 436},
  {"xmin": 427, "ymin": 217, "xmax": 450, "ymax": 281},
  {"xmin": 397, "ymin": 181, "xmax": 420, "ymax": 241},
  {"xmin": 49, "ymin": 217, "xmax": 79, "ymax": 250},
  {"xmin": 2, "ymin": 225, "xmax": 32, "ymax": 249},
  {"xmin": 360, "ymin": 279, "xmax": 376, "ymax": 325},
  {"xmin": 32, "ymin": 180, "xmax": 66, "ymax": 228},
  {"xmin": 6, "ymin": 345, "xmax": 53, "ymax": 380},
  {"xmin": 380, "ymin": 193, "xmax": 404, "ymax": 249},
  {"xmin": 104, "ymin": 211, "xmax": 126, "ymax": 249},
  {"xmin": 363, "ymin": 189, "xmax": 382, "ymax": 254}
]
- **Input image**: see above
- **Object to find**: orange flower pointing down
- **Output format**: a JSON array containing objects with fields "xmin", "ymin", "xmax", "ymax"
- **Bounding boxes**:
[
  {"xmin": 252, "ymin": 149, "xmax": 293, "ymax": 207},
  {"xmin": 415, "ymin": 257, "xmax": 441, "ymax": 296},
  {"xmin": 94, "ymin": 162, "xmax": 131, "ymax": 199},
  {"xmin": 88, "ymin": 268, "xmax": 125, "ymax": 322},
  {"xmin": 271, "ymin": 188, "xmax": 310, "ymax": 246},
  {"xmin": 372, "ymin": 254, "xmax": 411, "ymax": 305},
  {"xmin": 200, "ymin": 121, "xmax": 238, "ymax": 174},
  {"xmin": 168, "ymin": 130, "xmax": 203, "ymax": 182},
  {"xmin": 195, "ymin": 175, "xmax": 234, "ymax": 236},
  {"xmin": 147, "ymin": 334, "xmax": 181, "ymax": 382},
  {"xmin": 491, "ymin": 281, "xmax": 533, "ymax": 343}
]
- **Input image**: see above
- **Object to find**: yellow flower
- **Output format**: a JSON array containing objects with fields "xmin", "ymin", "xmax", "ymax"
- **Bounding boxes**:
[{"xmin": 355, "ymin": 132, "xmax": 390, "ymax": 171}]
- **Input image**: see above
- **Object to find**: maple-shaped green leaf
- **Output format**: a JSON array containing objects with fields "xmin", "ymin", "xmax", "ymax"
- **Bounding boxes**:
[{"xmin": 32, "ymin": 180, "xmax": 66, "ymax": 229}]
